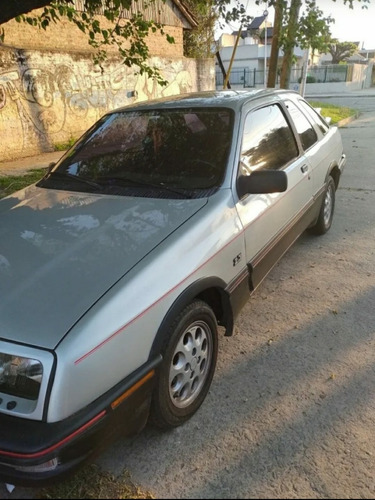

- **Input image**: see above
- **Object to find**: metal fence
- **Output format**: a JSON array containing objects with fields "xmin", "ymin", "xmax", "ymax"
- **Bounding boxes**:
[
  {"xmin": 216, "ymin": 64, "xmax": 350, "ymax": 89},
  {"xmin": 291, "ymin": 65, "xmax": 349, "ymax": 84},
  {"xmin": 215, "ymin": 68, "xmax": 265, "ymax": 88}
]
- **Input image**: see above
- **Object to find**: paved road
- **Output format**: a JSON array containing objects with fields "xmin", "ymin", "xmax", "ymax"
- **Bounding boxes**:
[{"xmin": 1, "ymin": 94, "xmax": 375, "ymax": 499}]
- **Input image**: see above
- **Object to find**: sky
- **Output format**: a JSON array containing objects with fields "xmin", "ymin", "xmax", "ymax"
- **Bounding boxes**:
[{"xmin": 218, "ymin": 0, "xmax": 375, "ymax": 50}]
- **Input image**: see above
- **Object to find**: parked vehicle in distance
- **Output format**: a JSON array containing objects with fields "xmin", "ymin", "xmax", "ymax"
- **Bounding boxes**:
[{"xmin": 0, "ymin": 89, "xmax": 346, "ymax": 486}]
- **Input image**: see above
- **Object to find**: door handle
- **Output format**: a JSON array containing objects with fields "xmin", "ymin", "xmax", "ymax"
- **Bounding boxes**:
[{"xmin": 301, "ymin": 164, "xmax": 309, "ymax": 173}]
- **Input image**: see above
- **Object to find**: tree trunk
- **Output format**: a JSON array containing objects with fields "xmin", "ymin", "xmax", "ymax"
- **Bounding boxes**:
[
  {"xmin": 280, "ymin": 0, "xmax": 301, "ymax": 89},
  {"xmin": 267, "ymin": 0, "xmax": 283, "ymax": 88}
]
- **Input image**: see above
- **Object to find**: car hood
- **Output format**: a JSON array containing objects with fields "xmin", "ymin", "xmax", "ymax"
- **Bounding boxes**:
[{"xmin": 0, "ymin": 186, "xmax": 207, "ymax": 349}]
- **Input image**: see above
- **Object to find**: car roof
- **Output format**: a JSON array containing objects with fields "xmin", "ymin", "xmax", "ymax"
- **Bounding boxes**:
[{"xmin": 109, "ymin": 89, "xmax": 300, "ymax": 114}]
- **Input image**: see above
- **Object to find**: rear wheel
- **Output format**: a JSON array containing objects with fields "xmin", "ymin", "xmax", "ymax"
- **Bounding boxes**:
[
  {"xmin": 309, "ymin": 175, "xmax": 335, "ymax": 235},
  {"xmin": 150, "ymin": 300, "xmax": 218, "ymax": 429}
]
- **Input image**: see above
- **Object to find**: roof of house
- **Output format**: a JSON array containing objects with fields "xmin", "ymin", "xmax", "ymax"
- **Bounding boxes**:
[
  {"xmin": 345, "ymin": 52, "xmax": 368, "ymax": 62},
  {"xmin": 248, "ymin": 15, "xmax": 266, "ymax": 30},
  {"xmin": 73, "ymin": 0, "xmax": 198, "ymax": 29},
  {"xmin": 172, "ymin": 0, "xmax": 198, "ymax": 28},
  {"xmin": 231, "ymin": 14, "xmax": 274, "ymax": 39}
]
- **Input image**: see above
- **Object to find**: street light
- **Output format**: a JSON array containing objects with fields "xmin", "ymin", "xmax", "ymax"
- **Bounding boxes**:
[{"xmin": 263, "ymin": 8, "xmax": 268, "ymax": 88}]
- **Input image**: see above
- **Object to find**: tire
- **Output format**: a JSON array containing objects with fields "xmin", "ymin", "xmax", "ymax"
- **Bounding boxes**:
[
  {"xmin": 150, "ymin": 300, "xmax": 218, "ymax": 429},
  {"xmin": 308, "ymin": 175, "xmax": 336, "ymax": 235}
]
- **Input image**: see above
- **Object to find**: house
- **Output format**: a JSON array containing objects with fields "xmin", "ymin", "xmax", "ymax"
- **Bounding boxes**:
[
  {"xmin": 359, "ymin": 47, "xmax": 375, "ymax": 60},
  {"xmin": 0, "ymin": 0, "xmax": 215, "ymax": 162},
  {"xmin": 216, "ymin": 15, "xmax": 314, "ymax": 89}
]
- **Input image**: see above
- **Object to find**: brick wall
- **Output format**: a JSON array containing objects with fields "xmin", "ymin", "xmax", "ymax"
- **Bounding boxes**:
[{"xmin": 2, "ymin": 16, "xmax": 183, "ymax": 58}]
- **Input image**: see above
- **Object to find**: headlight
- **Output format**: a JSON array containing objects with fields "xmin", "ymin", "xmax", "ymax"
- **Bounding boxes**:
[{"xmin": 0, "ymin": 353, "xmax": 43, "ymax": 412}]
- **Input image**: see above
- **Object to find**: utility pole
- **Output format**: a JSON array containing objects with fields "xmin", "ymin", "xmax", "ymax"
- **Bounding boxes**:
[
  {"xmin": 299, "ymin": 47, "xmax": 310, "ymax": 97},
  {"xmin": 263, "ymin": 7, "xmax": 269, "ymax": 88}
]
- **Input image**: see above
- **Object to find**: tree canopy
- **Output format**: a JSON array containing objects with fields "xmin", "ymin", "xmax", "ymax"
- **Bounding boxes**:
[
  {"xmin": 0, "ymin": 0, "xmax": 180, "ymax": 85},
  {"xmin": 328, "ymin": 39, "xmax": 359, "ymax": 63}
]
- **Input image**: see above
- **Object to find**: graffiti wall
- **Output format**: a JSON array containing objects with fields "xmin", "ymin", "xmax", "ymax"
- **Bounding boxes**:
[{"xmin": 0, "ymin": 47, "xmax": 214, "ymax": 162}]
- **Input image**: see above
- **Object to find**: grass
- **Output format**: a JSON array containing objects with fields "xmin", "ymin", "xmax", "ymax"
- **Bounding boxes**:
[
  {"xmin": 54, "ymin": 136, "xmax": 77, "ymax": 151},
  {"xmin": 36, "ymin": 463, "xmax": 155, "ymax": 499},
  {"xmin": 0, "ymin": 168, "xmax": 47, "ymax": 199},
  {"xmin": 308, "ymin": 100, "xmax": 358, "ymax": 125}
]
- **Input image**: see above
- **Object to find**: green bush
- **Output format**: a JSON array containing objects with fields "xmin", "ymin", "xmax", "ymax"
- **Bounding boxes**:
[{"xmin": 298, "ymin": 75, "xmax": 316, "ymax": 84}]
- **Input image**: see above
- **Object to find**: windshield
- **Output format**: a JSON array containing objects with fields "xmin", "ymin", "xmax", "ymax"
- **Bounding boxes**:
[{"xmin": 38, "ymin": 108, "xmax": 234, "ymax": 199}]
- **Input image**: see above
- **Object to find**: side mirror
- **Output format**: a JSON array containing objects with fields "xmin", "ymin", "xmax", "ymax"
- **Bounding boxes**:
[{"xmin": 237, "ymin": 170, "xmax": 288, "ymax": 198}]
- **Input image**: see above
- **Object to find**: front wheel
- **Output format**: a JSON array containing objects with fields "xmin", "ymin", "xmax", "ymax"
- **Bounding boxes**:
[
  {"xmin": 150, "ymin": 300, "xmax": 218, "ymax": 429},
  {"xmin": 308, "ymin": 175, "xmax": 336, "ymax": 235}
]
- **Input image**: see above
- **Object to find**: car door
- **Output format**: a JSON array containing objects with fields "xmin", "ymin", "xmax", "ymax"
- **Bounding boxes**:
[
  {"xmin": 283, "ymin": 98, "xmax": 326, "ymax": 198},
  {"xmin": 235, "ymin": 101, "xmax": 314, "ymax": 290}
]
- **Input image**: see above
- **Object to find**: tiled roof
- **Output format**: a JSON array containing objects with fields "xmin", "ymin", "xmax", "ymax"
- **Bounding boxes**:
[{"xmin": 248, "ymin": 15, "xmax": 266, "ymax": 29}]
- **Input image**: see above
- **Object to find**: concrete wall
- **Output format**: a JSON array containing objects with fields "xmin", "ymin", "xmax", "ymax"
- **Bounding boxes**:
[
  {"xmin": 0, "ymin": 47, "xmax": 214, "ymax": 161},
  {"xmin": 302, "ymin": 63, "xmax": 372, "ymax": 94}
]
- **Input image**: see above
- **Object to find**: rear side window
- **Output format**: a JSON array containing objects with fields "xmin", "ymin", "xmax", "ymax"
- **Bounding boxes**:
[
  {"xmin": 285, "ymin": 100, "xmax": 318, "ymax": 150},
  {"xmin": 297, "ymin": 99, "xmax": 330, "ymax": 135},
  {"xmin": 240, "ymin": 104, "xmax": 298, "ymax": 174}
]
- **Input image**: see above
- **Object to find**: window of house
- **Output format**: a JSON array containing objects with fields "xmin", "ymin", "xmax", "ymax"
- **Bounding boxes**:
[{"xmin": 240, "ymin": 104, "xmax": 299, "ymax": 175}]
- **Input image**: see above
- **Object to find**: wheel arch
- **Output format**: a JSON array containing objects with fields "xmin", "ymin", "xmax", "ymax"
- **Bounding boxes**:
[
  {"xmin": 149, "ymin": 277, "xmax": 234, "ymax": 360},
  {"xmin": 326, "ymin": 162, "xmax": 341, "ymax": 189}
]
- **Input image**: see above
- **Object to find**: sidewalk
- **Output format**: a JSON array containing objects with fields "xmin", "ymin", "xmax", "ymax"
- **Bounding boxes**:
[
  {"xmin": 0, "ymin": 150, "xmax": 67, "ymax": 177},
  {"xmin": 305, "ymin": 86, "xmax": 375, "ymax": 99}
]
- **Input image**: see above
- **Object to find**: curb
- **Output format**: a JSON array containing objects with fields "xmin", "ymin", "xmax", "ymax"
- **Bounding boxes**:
[{"xmin": 336, "ymin": 112, "xmax": 361, "ymax": 128}]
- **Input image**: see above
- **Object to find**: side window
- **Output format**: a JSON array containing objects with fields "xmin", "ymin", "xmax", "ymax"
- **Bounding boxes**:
[
  {"xmin": 285, "ymin": 100, "xmax": 318, "ymax": 151},
  {"xmin": 240, "ymin": 104, "xmax": 298, "ymax": 175},
  {"xmin": 297, "ymin": 99, "xmax": 330, "ymax": 135}
]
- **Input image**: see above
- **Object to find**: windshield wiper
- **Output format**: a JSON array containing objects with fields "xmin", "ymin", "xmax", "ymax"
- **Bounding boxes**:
[
  {"xmin": 96, "ymin": 176, "xmax": 193, "ymax": 199},
  {"xmin": 45, "ymin": 171, "xmax": 103, "ymax": 190}
]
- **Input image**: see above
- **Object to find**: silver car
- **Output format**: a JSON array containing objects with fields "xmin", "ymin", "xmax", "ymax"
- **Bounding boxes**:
[{"xmin": 0, "ymin": 89, "xmax": 345, "ymax": 486}]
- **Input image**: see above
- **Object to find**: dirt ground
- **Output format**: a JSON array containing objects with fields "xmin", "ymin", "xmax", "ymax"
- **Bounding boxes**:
[{"xmin": 1, "ymin": 94, "xmax": 375, "ymax": 499}]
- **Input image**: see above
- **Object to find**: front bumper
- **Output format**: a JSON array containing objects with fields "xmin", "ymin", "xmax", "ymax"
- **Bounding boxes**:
[{"xmin": 0, "ymin": 357, "xmax": 160, "ymax": 487}]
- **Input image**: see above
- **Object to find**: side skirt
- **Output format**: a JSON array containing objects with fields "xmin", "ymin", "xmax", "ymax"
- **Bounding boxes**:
[{"xmin": 249, "ymin": 197, "xmax": 321, "ymax": 292}]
